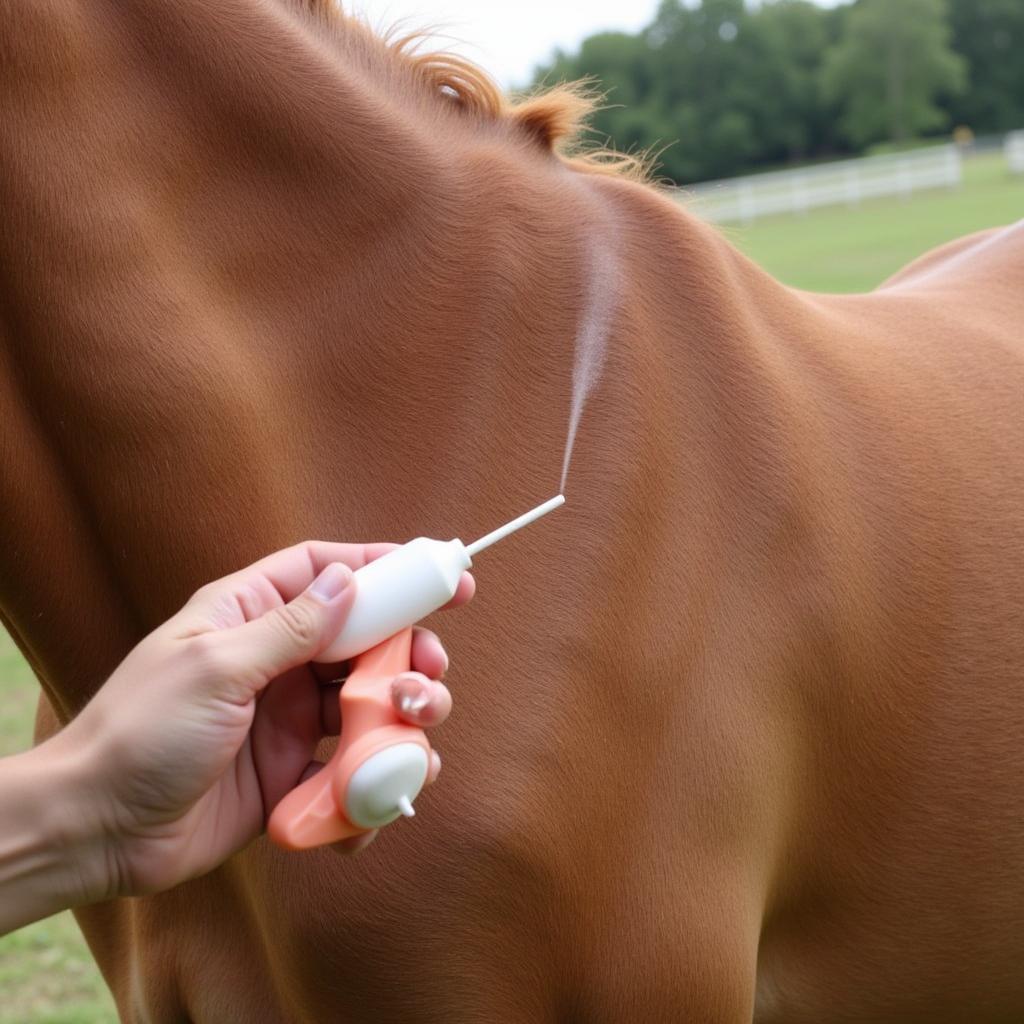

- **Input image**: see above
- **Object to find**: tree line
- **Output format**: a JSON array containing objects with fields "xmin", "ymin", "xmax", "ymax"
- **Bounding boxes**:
[{"xmin": 529, "ymin": 0, "xmax": 1024, "ymax": 184}]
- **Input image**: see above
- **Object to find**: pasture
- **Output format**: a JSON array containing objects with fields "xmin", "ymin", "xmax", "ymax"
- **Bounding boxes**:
[
  {"xmin": 725, "ymin": 150, "xmax": 1021, "ymax": 292},
  {"xmin": 0, "ymin": 631, "xmax": 117, "ymax": 1024},
  {"xmin": 0, "ymin": 147, "xmax": 1020, "ymax": 1023}
]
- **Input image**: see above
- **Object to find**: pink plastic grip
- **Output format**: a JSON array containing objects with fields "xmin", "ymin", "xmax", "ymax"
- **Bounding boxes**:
[{"xmin": 267, "ymin": 628, "xmax": 430, "ymax": 850}]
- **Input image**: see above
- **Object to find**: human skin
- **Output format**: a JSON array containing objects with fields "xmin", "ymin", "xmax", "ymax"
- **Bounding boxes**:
[{"xmin": 0, "ymin": 540, "xmax": 473, "ymax": 936}]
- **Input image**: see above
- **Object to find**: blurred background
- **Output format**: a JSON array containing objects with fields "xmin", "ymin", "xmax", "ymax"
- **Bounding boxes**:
[
  {"xmin": 531, "ymin": 0, "xmax": 1018, "ymax": 182},
  {"xmin": 359, "ymin": 0, "xmax": 1022, "ymax": 289},
  {"xmin": 526, "ymin": 0, "xmax": 1022, "ymax": 290},
  {"xmin": 1, "ymin": 1, "xmax": 1020, "ymax": 1020}
]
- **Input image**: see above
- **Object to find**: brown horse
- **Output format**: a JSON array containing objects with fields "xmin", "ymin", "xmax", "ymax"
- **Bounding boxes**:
[{"xmin": 3, "ymin": 1, "xmax": 1023, "ymax": 1020}]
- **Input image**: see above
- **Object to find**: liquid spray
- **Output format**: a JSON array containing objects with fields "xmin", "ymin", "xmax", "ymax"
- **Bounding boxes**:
[{"xmin": 560, "ymin": 245, "xmax": 618, "ymax": 492}]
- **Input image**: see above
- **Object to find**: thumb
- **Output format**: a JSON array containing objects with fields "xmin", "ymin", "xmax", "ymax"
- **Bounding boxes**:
[{"xmin": 223, "ymin": 562, "xmax": 356, "ymax": 689}]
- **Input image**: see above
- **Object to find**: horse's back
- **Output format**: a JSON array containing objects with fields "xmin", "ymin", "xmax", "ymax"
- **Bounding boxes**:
[{"xmin": 878, "ymin": 219, "xmax": 1024, "ymax": 296}]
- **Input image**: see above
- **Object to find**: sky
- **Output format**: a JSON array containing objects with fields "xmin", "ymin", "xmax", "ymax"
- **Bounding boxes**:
[{"xmin": 346, "ymin": 1, "xmax": 663, "ymax": 89}]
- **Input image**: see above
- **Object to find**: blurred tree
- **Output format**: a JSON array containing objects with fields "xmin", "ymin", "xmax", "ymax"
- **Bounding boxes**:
[
  {"xmin": 742, "ymin": 1, "xmax": 839, "ymax": 163},
  {"xmin": 529, "ymin": 0, "xmax": 1003, "ymax": 184},
  {"xmin": 945, "ymin": 0, "xmax": 1024, "ymax": 133},
  {"xmin": 821, "ymin": 0, "xmax": 966, "ymax": 147},
  {"xmin": 645, "ymin": 0, "xmax": 757, "ymax": 179},
  {"xmin": 533, "ymin": 0, "xmax": 842, "ymax": 183}
]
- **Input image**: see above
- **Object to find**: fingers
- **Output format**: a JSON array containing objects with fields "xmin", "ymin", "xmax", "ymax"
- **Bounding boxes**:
[
  {"xmin": 180, "ymin": 542, "xmax": 395, "ymax": 624},
  {"xmin": 442, "ymin": 571, "xmax": 476, "ymax": 610},
  {"xmin": 311, "ymin": 620, "xmax": 461, "ymax": 687},
  {"xmin": 391, "ymin": 673, "xmax": 452, "ymax": 728},
  {"xmin": 207, "ymin": 563, "xmax": 357, "ymax": 697},
  {"xmin": 318, "ymin": 672, "xmax": 453, "ymax": 735},
  {"xmin": 318, "ymin": 673, "xmax": 453, "ymax": 734},
  {"xmin": 316, "ymin": 625, "xmax": 453, "ymax": 735},
  {"xmin": 181, "ymin": 541, "xmax": 473, "ymax": 632},
  {"xmin": 410, "ymin": 627, "xmax": 448, "ymax": 679},
  {"xmin": 250, "ymin": 666, "xmax": 325, "ymax": 813},
  {"xmin": 242, "ymin": 541, "xmax": 397, "ymax": 605}
]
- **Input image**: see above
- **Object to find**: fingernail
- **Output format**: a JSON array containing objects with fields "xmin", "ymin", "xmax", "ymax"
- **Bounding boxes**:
[
  {"xmin": 394, "ymin": 675, "xmax": 430, "ymax": 714},
  {"xmin": 310, "ymin": 563, "xmax": 353, "ymax": 603}
]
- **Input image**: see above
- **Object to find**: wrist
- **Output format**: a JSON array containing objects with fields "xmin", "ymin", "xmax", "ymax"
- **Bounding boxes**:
[
  {"xmin": 0, "ymin": 732, "xmax": 120, "ymax": 934},
  {"xmin": 0, "ymin": 737, "xmax": 111, "ymax": 937},
  {"xmin": 40, "ymin": 725, "xmax": 125, "ymax": 904}
]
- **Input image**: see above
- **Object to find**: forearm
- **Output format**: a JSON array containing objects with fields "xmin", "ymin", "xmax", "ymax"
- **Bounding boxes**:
[{"xmin": 0, "ymin": 737, "xmax": 110, "ymax": 935}]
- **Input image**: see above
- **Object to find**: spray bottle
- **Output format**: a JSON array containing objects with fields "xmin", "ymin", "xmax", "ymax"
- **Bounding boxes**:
[{"xmin": 267, "ymin": 494, "xmax": 564, "ymax": 850}]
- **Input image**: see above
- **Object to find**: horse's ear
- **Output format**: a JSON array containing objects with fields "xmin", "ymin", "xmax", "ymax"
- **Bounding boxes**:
[
  {"xmin": 511, "ymin": 86, "xmax": 595, "ymax": 154},
  {"xmin": 513, "ymin": 83, "xmax": 654, "ymax": 181}
]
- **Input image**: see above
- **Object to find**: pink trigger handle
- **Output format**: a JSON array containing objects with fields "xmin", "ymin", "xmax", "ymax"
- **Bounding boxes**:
[{"xmin": 267, "ymin": 627, "xmax": 431, "ymax": 850}]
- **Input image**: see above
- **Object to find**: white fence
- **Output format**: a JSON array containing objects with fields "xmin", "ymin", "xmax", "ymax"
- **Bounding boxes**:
[
  {"xmin": 1006, "ymin": 131, "xmax": 1024, "ymax": 174},
  {"xmin": 681, "ymin": 145, "xmax": 962, "ymax": 224}
]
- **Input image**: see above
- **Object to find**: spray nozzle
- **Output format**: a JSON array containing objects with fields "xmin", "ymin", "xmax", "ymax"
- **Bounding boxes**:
[{"xmin": 465, "ymin": 494, "xmax": 565, "ymax": 556}]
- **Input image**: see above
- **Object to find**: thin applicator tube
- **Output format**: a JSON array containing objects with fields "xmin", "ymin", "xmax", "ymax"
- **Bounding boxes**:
[
  {"xmin": 318, "ymin": 495, "xmax": 565, "ymax": 663},
  {"xmin": 466, "ymin": 495, "xmax": 565, "ymax": 557}
]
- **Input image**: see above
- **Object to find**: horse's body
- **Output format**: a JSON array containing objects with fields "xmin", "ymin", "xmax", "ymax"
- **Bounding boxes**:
[{"xmin": 3, "ymin": 2, "xmax": 1023, "ymax": 1021}]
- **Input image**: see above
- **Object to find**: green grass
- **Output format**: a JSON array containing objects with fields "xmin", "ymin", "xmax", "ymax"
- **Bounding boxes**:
[
  {"xmin": 0, "ymin": 148, "xmax": 1019, "ymax": 1021},
  {"xmin": 0, "ymin": 631, "xmax": 117, "ymax": 1024},
  {"xmin": 725, "ymin": 150, "xmax": 1023, "ymax": 292}
]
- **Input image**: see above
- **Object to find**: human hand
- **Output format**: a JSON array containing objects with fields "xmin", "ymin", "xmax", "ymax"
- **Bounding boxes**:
[{"xmin": 52, "ymin": 541, "xmax": 473, "ymax": 903}]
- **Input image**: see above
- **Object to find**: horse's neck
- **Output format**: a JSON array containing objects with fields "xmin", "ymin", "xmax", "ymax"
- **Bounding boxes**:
[
  {"xmin": 0, "ymin": 0, "xmax": 803, "ymax": 722},
  {"xmin": 0, "ymin": 1, "xmax": 596, "ymax": 718}
]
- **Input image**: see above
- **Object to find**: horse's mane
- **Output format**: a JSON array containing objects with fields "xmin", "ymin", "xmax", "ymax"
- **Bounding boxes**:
[{"xmin": 300, "ymin": 0, "xmax": 651, "ymax": 181}]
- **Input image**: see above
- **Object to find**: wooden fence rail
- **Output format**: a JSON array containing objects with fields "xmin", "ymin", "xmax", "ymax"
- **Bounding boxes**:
[{"xmin": 680, "ymin": 145, "xmax": 963, "ymax": 224}]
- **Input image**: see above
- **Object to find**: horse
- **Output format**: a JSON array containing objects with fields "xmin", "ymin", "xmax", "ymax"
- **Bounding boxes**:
[{"xmin": 2, "ymin": 1, "xmax": 1023, "ymax": 1020}]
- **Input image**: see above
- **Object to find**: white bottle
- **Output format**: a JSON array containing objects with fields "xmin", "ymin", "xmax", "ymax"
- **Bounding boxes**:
[{"xmin": 315, "ymin": 494, "xmax": 564, "ymax": 664}]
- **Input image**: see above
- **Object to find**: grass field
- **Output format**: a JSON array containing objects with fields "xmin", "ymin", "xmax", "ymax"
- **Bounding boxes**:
[
  {"xmin": 0, "ymin": 632, "xmax": 118, "ymax": 1024},
  {"xmin": 0, "ymin": 147, "xmax": 1020, "ymax": 1023},
  {"xmin": 724, "ymin": 149, "xmax": 1021, "ymax": 292}
]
